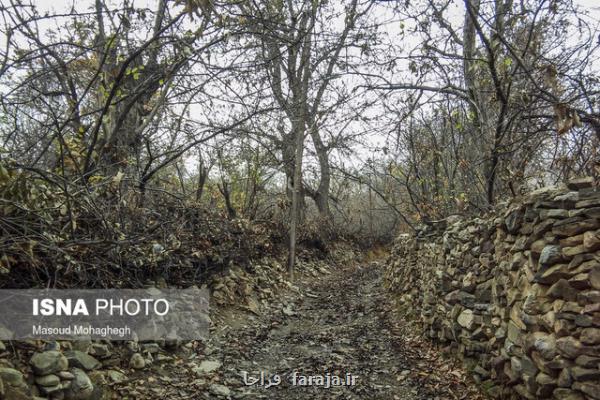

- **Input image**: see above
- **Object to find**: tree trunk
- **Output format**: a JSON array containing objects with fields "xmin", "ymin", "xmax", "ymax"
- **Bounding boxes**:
[
  {"xmin": 196, "ymin": 158, "xmax": 208, "ymax": 202},
  {"xmin": 287, "ymin": 125, "xmax": 305, "ymax": 281},
  {"xmin": 219, "ymin": 181, "xmax": 237, "ymax": 219},
  {"xmin": 311, "ymin": 129, "xmax": 332, "ymax": 221}
]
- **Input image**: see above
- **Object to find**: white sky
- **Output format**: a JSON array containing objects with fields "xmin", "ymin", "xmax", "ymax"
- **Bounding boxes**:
[{"xmin": 3, "ymin": 0, "xmax": 599, "ymax": 178}]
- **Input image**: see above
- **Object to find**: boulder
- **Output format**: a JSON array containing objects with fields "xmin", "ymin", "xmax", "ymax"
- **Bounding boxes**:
[{"xmin": 30, "ymin": 351, "xmax": 68, "ymax": 375}]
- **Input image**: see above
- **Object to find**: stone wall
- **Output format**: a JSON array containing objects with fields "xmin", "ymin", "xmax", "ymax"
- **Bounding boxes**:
[{"xmin": 385, "ymin": 178, "xmax": 600, "ymax": 400}]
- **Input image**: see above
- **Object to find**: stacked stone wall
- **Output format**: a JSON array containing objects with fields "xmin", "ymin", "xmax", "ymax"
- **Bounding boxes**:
[{"xmin": 385, "ymin": 178, "xmax": 600, "ymax": 399}]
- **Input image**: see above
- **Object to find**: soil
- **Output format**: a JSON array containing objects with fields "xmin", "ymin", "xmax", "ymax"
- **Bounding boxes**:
[{"xmin": 116, "ymin": 261, "xmax": 489, "ymax": 400}]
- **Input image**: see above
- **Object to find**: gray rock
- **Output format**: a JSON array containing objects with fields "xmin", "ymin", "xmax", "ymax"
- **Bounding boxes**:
[
  {"xmin": 43, "ymin": 341, "xmax": 60, "ymax": 351},
  {"xmin": 71, "ymin": 340, "xmax": 91, "ymax": 353},
  {"xmin": 39, "ymin": 383, "xmax": 62, "ymax": 395},
  {"xmin": 532, "ymin": 332, "xmax": 557, "ymax": 360},
  {"xmin": 58, "ymin": 371, "xmax": 75, "ymax": 380},
  {"xmin": 575, "ymin": 355, "xmax": 600, "ymax": 368},
  {"xmin": 571, "ymin": 366, "xmax": 600, "ymax": 381},
  {"xmin": 567, "ymin": 177, "xmax": 594, "ymax": 190},
  {"xmin": 539, "ymin": 245, "xmax": 563, "ymax": 266},
  {"xmin": 553, "ymin": 388, "xmax": 585, "ymax": 400},
  {"xmin": 129, "ymin": 353, "xmax": 145, "ymax": 370},
  {"xmin": 0, "ymin": 340, "xmax": 5, "ymax": 352},
  {"xmin": 105, "ymin": 370, "xmax": 127, "ymax": 383},
  {"xmin": 505, "ymin": 209, "xmax": 523, "ymax": 234},
  {"xmin": 141, "ymin": 343, "xmax": 160, "ymax": 354},
  {"xmin": 64, "ymin": 368, "xmax": 93, "ymax": 400},
  {"xmin": 0, "ymin": 367, "xmax": 27, "ymax": 388},
  {"xmin": 209, "ymin": 383, "xmax": 231, "ymax": 397},
  {"xmin": 89, "ymin": 343, "xmax": 110, "ymax": 358},
  {"xmin": 556, "ymin": 336, "xmax": 582, "ymax": 359},
  {"xmin": 30, "ymin": 351, "xmax": 68, "ymax": 375},
  {"xmin": 457, "ymin": 309, "xmax": 475, "ymax": 330},
  {"xmin": 547, "ymin": 279, "xmax": 578, "ymax": 301},
  {"xmin": 64, "ymin": 351, "xmax": 100, "ymax": 371},
  {"xmin": 573, "ymin": 382, "xmax": 600, "ymax": 399},
  {"xmin": 35, "ymin": 373, "xmax": 60, "ymax": 387},
  {"xmin": 192, "ymin": 360, "xmax": 222, "ymax": 376}
]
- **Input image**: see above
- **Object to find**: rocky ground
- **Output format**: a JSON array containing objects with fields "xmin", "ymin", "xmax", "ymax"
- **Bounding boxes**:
[
  {"xmin": 111, "ymin": 260, "xmax": 489, "ymax": 399},
  {"xmin": 0, "ymin": 258, "xmax": 489, "ymax": 400}
]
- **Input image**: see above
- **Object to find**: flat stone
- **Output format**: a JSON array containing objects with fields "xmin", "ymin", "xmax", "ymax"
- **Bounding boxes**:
[
  {"xmin": 580, "ymin": 327, "xmax": 600, "ymax": 345},
  {"xmin": 573, "ymin": 382, "xmax": 600, "ymax": 399},
  {"xmin": 539, "ymin": 245, "xmax": 563, "ymax": 266},
  {"xmin": 0, "ymin": 367, "xmax": 27, "ymax": 388},
  {"xmin": 553, "ymin": 388, "xmax": 584, "ymax": 400},
  {"xmin": 192, "ymin": 360, "xmax": 222, "ymax": 376},
  {"xmin": 567, "ymin": 177, "xmax": 594, "ymax": 190},
  {"xmin": 106, "ymin": 370, "xmax": 127, "ymax": 383},
  {"xmin": 569, "ymin": 273, "xmax": 591, "ymax": 289},
  {"xmin": 209, "ymin": 383, "xmax": 231, "ymax": 397},
  {"xmin": 559, "ymin": 234, "xmax": 584, "ymax": 247},
  {"xmin": 64, "ymin": 351, "xmax": 100, "ymax": 371},
  {"xmin": 30, "ymin": 351, "xmax": 68, "ymax": 375},
  {"xmin": 575, "ymin": 355, "xmax": 600, "ymax": 368},
  {"xmin": 571, "ymin": 366, "xmax": 600, "ymax": 381},
  {"xmin": 562, "ymin": 245, "xmax": 586, "ymax": 257},
  {"xmin": 535, "ymin": 264, "xmax": 571, "ymax": 284},
  {"xmin": 556, "ymin": 336, "xmax": 583, "ymax": 359},
  {"xmin": 547, "ymin": 279, "xmax": 578, "ymax": 301},
  {"xmin": 576, "ymin": 197, "xmax": 600, "ymax": 208},
  {"xmin": 141, "ymin": 343, "xmax": 161, "ymax": 354},
  {"xmin": 35, "ymin": 374, "xmax": 60, "ymax": 387},
  {"xmin": 552, "ymin": 218, "xmax": 600, "ymax": 237},
  {"xmin": 58, "ymin": 371, "xmax": 75, "ymax": 380},
  {"xmin": 39, "ymin": 383, "xmax": 62, "ymax": 395}
]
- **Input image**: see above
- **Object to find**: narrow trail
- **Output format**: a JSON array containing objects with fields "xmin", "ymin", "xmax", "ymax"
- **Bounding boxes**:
[
  {"xmin": 204, "ymin": 261, "xmax": 486, "ymax": 400},
  {"xmin": 121, "ymin": 261, "xmax": 487, "ymax": 399}
]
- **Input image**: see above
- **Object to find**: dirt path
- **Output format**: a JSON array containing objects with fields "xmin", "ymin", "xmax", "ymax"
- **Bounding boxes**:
[
  {"xmin": 119, "ymin": 261, "xmax": 487, "ymax": 399},
  {"xmin": 201, "ymin": 261, "xmax": 487, "ymax": 400}
]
